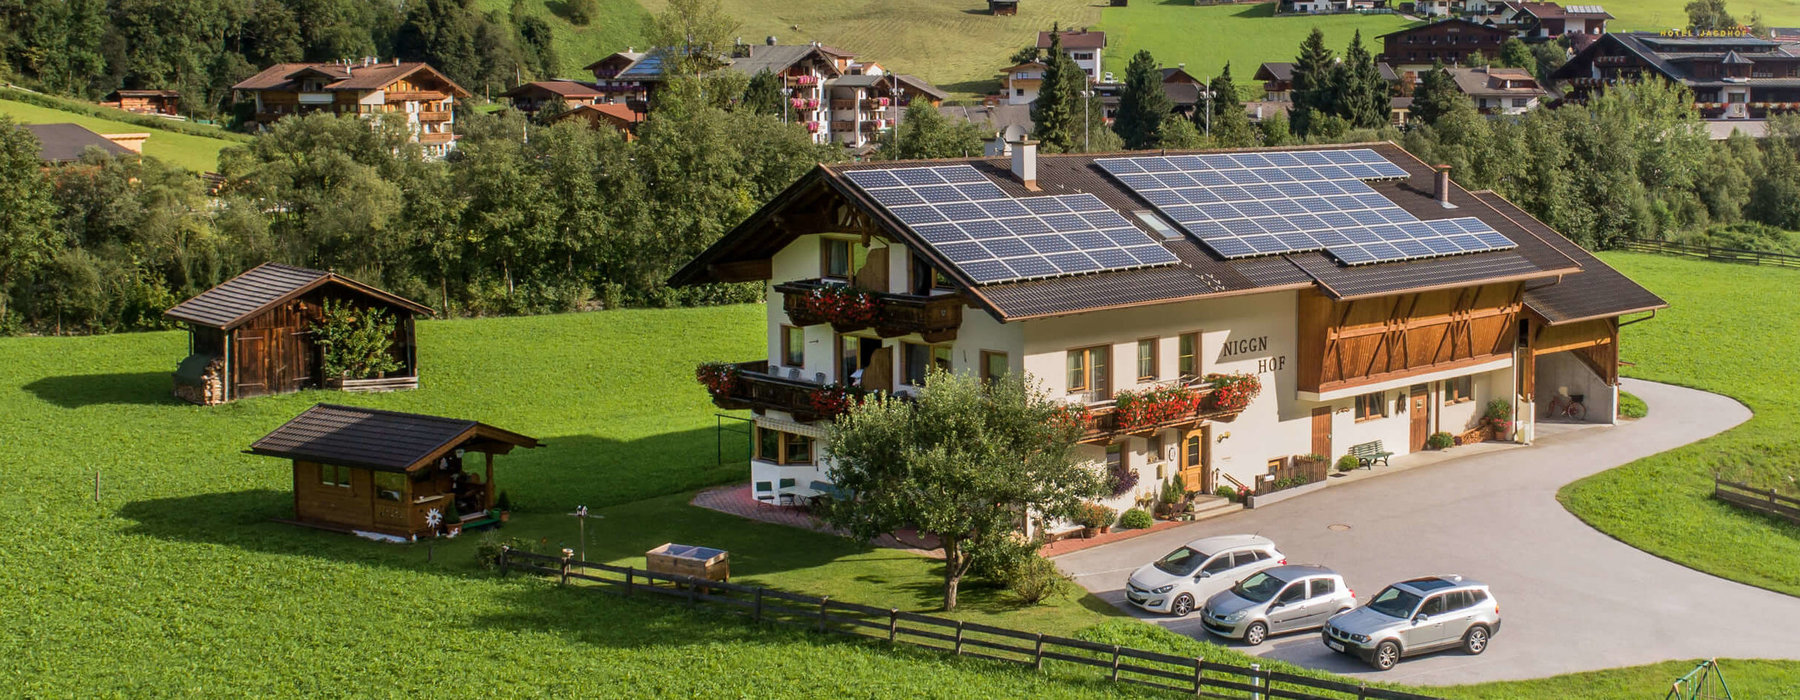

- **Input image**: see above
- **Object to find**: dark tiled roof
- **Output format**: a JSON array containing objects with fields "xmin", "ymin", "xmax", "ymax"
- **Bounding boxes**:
[
  {"xmin": 163, "ymin": 262, "xmax": 432, "ymax": 329},
  {"xmin": 1038, "ymin": 30, "xmax": 1106, "ymax": 50},
  {"xmin": 503, "ymin": 80, "xmax": 604, "ymax": 98},
  {"xmin": 673, "ymin": 142, "xmax": 1625, "ymax": 321},
  {"xmin": 248, "ymin": 404, "xmax": 539, "ymax": 472},
  {"xmin": 20, "ymin": 123, "xmax": 132, "ymax": 163},
  {"xmin": 231, "ymin": 61, "xmax": 470, "ymax": 97},
  {"xmin": 1471, "ymin": 191, "xmax": 1667, "ymax": 323}
]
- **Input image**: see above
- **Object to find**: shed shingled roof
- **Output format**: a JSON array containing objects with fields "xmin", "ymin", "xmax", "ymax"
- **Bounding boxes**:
[
  {"xmin": 247, "ymin": 404, "xmax": 539, "ymax": 472},
  {"xmin": 163, "ymin": 262, "xmax": 433, "ymax": 330}
]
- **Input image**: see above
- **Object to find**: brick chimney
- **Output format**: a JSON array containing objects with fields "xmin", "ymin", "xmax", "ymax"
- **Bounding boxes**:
[
  {"xmin": 1010, "ymin": 138, "xmax": 1039, "ymax": 191},
  {"xmin": 1433, "ymin": 164, "xmax": 1455, "ymax": 209}
]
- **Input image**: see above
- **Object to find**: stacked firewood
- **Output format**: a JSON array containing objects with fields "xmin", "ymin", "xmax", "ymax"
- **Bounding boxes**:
[{"xmin": 173, "ymin": 358, "xmax": 226, "ymax": 406}]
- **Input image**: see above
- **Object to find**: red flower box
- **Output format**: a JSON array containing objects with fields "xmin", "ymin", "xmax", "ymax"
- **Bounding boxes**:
[{"xmin": 1201, "ymin": 372, "xmax": 1262, "ymax": 413}]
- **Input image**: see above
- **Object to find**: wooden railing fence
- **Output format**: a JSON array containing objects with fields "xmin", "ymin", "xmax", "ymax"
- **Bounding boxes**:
[
  {"xmin": 1618, "ymin": 239, "xmax": 1800, "ymax": 270},
  {"xmin": 1714, "ymin": 477, "xmax": 1800, "ymax": 526},
  {"xmin": 500, "ymin": 547, "xmax": 1442, "ymax": 700}
]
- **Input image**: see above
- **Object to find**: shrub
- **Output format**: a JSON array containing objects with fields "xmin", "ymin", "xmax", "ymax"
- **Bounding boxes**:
[
  {"xmin": 1007, "ymin": 555, "xmax": 1071, "ymax": 606},
  {"xmin": 494, "ymin": 491, "xmax": 512, "ymax": 512},
  {"xmin": 310, "ymin": 299, "xmax": 402, "ymax": 380},
  {"xmin": 1271, "ymin": 477, "xmax": 1306, "ymax": 491},
  {"xmin": 1107, "ymin": 460, "xmax": 1139, "ymax": 498},
  {"xmin": 1336, "ymin": 455, "xmax": 1360, "ymax": 472},
  {"xmin": 1214, "ymin": 484, "xmax": 1238, "ymax": 500},
  {"xmin": 442, "ymin": 499, "xmax": 461, "ymax": 527},
  {"xmin": 1160, "ymin": 478, "xmax": 1185, "ymax": 505},
  {"xmin": 966, "ymin": 535, "xmax": 1037, "ymax": 586},
  {"xmin": 474, "ymin": 532, "xmax": 539, "ymax": 570},
  {"xmin": 1427, "ymin": 431, "xmax": 1455, "ymax": 450},
  {"xmin": 1074, "ymin": 502, "xmax": 1115, "ymax": 529},
  {"xmin": 1119, "ymin": 508, "xmax": 1154, "ymax": 529}
]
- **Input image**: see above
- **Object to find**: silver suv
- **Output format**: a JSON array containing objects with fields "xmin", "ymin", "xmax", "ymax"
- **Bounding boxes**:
[
  {"xmin": 1200, "ymin": 565, "xmax": 1357, "ymax": 646},
  {"xmin": 1320, "ymin": 575, "xmax": 1500, "ymax": 671}
]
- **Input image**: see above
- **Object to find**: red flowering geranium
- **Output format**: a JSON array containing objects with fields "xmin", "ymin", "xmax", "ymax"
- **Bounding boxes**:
[
  {"xmin": 695, "ymin": 362, "xmax": 740, "ymax": 396},
  {"xmin": 1202, "ymin": 372, "xmax": 1262, "ymax": 413},
  {"xmin": 1049, "ymin": 402, "xmax": 1095, "ymax": 435},
  {"xmin": 798, "ymin": 286, "xmax": 881, "ymax": 327},
  {"xmin": 808, "ymin": 383, "xmax": 870, "ymax": 418},
  {"xmin": 1113, "ymin": 384, "xmax": 1203, "ymax": 431}
]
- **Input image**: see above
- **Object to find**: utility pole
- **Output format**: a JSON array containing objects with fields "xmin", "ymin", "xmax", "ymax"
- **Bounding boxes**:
[
  {"xmin": 1082, "ymin": 89, "xmax": 1091, "ymax": 152},
  {"xmin": 1202, "ymin": 78, "xmax": 1214, "ymax": 138}
]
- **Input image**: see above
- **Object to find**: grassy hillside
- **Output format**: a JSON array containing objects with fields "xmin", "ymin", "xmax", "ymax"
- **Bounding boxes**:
[
  {"xmin": 1606, "ymin": 0, "xmax": 1800, "ymax": 31},
  {"xmin": 1560, "ymin": 253, "xmax": 1800, "ymax": 598},
  {"xmin": 1099, "ymin": 2, "xmax": 1415, "ymax": 86},
  {"xmin": 474, "ymin": 0, "xmax": 653, "ymax": 79},
  {"xmin": 0, "ymin": 98, "xmax": 240, "ymax": 172}
]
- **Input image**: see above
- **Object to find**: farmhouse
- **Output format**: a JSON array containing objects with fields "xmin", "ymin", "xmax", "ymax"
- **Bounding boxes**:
[
  {"xmin": 163, "ymin": 263, "xmax": 432, "ymax": 404},
  {"xmin": 671, "ymin": 142, "xmax": 1663, "ymax": 527},
  {"xmin": 1491, "ymin": 2, "xmax": 1610, "ymax": 39},
  {"xmin": 1447, "ymin": 66, "xmax": 1547, "ymax": 114},
  {"xmin": 248, "ymin": 404, "xmax": 540, "ymax": 539},
  {"xmin": 230, "ymin": 58, "xmax": 469, "ymax": 157},
  {"xmin": 501, "ymin": 80, "xmax": 608, "ymax": 115},
  {"xmin": 1040, "ymin": 29, "xmax": 1107, "ymax": 83},
  {"xmin": 1554, "ymin": 32, "xmax": 1800, "ymax": 120},
  {"xmin": 1378, "ymin": 19, "xmax": 1512, "ymax": 68}
]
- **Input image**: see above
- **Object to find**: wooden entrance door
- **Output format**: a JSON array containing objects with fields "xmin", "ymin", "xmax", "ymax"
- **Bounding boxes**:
[
  {"xmin": 1179, "ymin": 427, "xmax": 1210, "ymax": 494},
  {"xmin": 234, "ymin": 329, "xmax": 268, "ymax": 397},
  {"xmin": 1409, "ymin": 385, "xmax": 1430, "ymax": 451},
  {"xmin": 1311, "ymin": 406, "xmax": 1332, "ymax": 460}
]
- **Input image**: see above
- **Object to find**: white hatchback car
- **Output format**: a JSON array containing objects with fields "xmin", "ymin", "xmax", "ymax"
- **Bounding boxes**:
[{"xmin": 1125, "ymin": 535, "xmax": 1287, "ymax": 617}]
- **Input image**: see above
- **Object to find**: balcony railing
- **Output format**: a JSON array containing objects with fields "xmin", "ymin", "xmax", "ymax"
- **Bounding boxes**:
[
  {"xmin": 700, "ymin": 360, "xmax": 882, "ymax": 423},
  {"xmin": 417, "ymin": 111, "xmax": 452, "ymax": 122},
  {"xmin": 774, "ymin": 279, "xmax": 963, "ymax": 343}
]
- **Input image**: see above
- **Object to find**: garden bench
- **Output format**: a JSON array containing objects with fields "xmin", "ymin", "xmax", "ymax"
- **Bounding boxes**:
[{"xmin": 1349, "ymin": 440, "xmax": 1392, "ymax": 468}]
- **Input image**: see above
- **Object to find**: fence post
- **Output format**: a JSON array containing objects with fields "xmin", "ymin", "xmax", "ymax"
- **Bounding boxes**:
[
  {"xmin": 1250, "ymin": 662, "xmax": 1263, "ymax": 700},
  {"xmin": 888, "ymin": 609, "xmax": 898, "ymax": 643},
  {"xmin": 1034, "ymin": 634, "xmax": 1044, "ymax": 670},
  {"xmin": 954, "ymin": 620, "xmax": 965, "ymax": 655},
  {"xmin": 1192, "ymin": 656, "xmax": 1203, "ymax": 697},
  {"xmin": 625, "ymin": 567, "xmax": 634, "ymax": 596},
  {"xmin": 498, "ymin": 545, "xmax": 510, "ymax": 577},
  {"xmin": 818, "ymin": 595, "xmax": 830, "ymax": 633},
  {"xmin": 559, "ymin": 549, "xmax": 572, "ymax": 585},
  {"xmin": 1110, "ymin": 645, "xmax": 1121, "ymax": 681},
  {"xmin": 755, "ymin": 588, "xmax": 764, "ymax": 623},
  {"xmin": 1358, "ymin": 682, "xmax": 1369, "ymax": 700}
]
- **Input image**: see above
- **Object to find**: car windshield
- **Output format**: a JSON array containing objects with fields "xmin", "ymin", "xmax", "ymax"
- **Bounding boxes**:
[
  {"xmin": 1231, "ymin": 571, "xmax": 1288, "ymax": 603},
  {"xmin": 1368, "ymin": 586, "xmax": 1424, "ymax": 618},
  {"xmin": 1154, "ymin": 547, "xmax": 1209, "ymax": 576}
]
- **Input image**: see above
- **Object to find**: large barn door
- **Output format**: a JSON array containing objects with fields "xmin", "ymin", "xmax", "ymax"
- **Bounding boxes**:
[{"xmin": 235, "ymin": 330, "xmax": 269, "ymax": 397}]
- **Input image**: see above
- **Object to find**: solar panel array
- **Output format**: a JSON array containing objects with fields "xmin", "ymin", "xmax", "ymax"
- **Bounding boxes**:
[
  {"xmin": 1094, "ymin": 149, "xmax": 1517, "ymax": 266},
  {"xmin": 841, "ymin": 165, "xmax": 1180, "ymax": 285}
]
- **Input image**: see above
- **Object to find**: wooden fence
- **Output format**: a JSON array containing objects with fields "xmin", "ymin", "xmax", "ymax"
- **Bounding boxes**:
[
  {"xmin": 1714, "ymin": 477, "xmax": 1800, "ymax": 526},
  {"xmin": 500, "ymin": 547, "xmax": 1441, "ymax": 700},
  {"xmin": 1618, "ymin": 239, "xmax": 1800, "ymax": 270}
]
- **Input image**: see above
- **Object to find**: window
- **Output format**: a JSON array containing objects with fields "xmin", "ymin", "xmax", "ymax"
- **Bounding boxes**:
[
  {"xmin": 1177, "ymin": 332, "xmax": 1201, "ymax": 379},
  {"xmin": 1136, "ymin": 338, "xmax": 1158, "ymax": 381},
  {"xmin": 1443, "ymin": 376, "xmax": 1473, "ymax": 404},
  {"xmin": 319, "ymin": 463, "xmax": 351, "ymax": 488},
  {"xmin": 1467, "ymin": 589, "xmax": 1489, "ymax": 606},
  {"xmin": 1185, "ymin": 435, "xmax": 1202, "ymax": 468},
  {"xmin": 374, "ymin": 472, "xmax": 405, "ymax": 501},
  {"xmin": 980, "ymin": 350, "xmax": 1009, "ymax": 382},
  {"xmin": 909, "ymin": 253, "xmax": 953, "ymax": 294},
  {"xmin": 903, "ymin": 342, "xmax": 952, "ymax": 385},
  {"xmin": 755, "ymin": 426, "xmax": 814, "ymax": 465},
  {"xmin": 1276, "ymin": 584, "xmax": 1307, "ymax": 605},
  {"xmin": 1015, "ymin": 88, "xmax": 1025, "ymax": 96},
  {"xmin": 1066, "ymin": 346, "xmax": 1110, "ymax": 397},
  {"xmin": 1310, "ymin": 577, "xmax": 1337, "ymax": 598},
  {"xmin": 1355, "ymin": 392, "xmax": 1387, "ymax": 421},
  {"xmin": 1147, "ymin": 434, "xmax": 1163, "ymax": 462},
  {"xmin": 839, "ymin": 334, "xmax": 879, "ymax": 383},
  {"xmin": 1419, "ymin": 595, "xmax": 1446, "ymax": 616},
  {"xmin": 1105, "ymin": 443, "xmax": 1123, "ymax": 479},
  {"xmin": 782, "ymin": 325, "xmax": 805, "ymax": 367},
  {"xmin": 1200, "ymin": 554, "xmax": 1235, "ymax": 575},
  {"xmin": 822, "ymin": 238, "xmax": 853, "ymax": 279},
  {"xmin": 1512, "ymin": 97, "xmax": 1529, "ymax": 108}
]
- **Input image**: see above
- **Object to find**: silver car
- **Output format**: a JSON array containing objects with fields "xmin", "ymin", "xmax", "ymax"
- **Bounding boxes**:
[
  {"xmin": 1321, "ymin": 575, "xmax": 1501, "ymax": 671},
  {"xmin": 1200, "ymin": 565, "xmax": 1356, "ymax": 646}
]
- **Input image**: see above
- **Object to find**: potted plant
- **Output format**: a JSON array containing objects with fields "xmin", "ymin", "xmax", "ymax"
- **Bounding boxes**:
[
  {"xmin": 1214, "ymin": 484, "xmax": 1239, "ymax": 502},
  {"xmin": 1427, "ymin": 431, "xmax": 1455, "ymax": 450},
  {"xmin": 1075, "ymin": 503, "xmax": 1115, "ymax": 538},
  {"xmin": 443, "ymin": 499, "xmax": 462, "ymax": 537},
  {"xmin": 494, "ymin": 491, "xmax": 512, "ymax": 523},
  {"xmin": 1483, "ymin": 399, "xmax": 1513, "ymax": 439}
]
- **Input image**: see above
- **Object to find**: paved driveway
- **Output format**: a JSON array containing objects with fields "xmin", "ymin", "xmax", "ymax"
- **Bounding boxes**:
[{"xmin": 1054, "ymin": 378, "xmax": 1800, "ymax": 686}]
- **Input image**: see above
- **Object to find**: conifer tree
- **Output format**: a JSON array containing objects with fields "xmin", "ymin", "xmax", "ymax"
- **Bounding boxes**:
[
  {"xmin": 1206, "ymin": 64, "xmax": 1256, "ymax": 148},
  {"xmin": 1289, "ymin": 28, "xmax": 1335, "ymax": 137},
  {"xmin": 1334, "ymin": 31, "xmax": 1390, "ymax": 129},
  {"xmin": 1115, "ymin": 50, "xmax": 1173, "ymax": 149},
  {"xmin": 1031, "ymin": 26, "xmax": 1084, "ymax": 152},
  {"xmin": 1410, "ymin": 62, "xmax": 1466, "ymax": 127}
]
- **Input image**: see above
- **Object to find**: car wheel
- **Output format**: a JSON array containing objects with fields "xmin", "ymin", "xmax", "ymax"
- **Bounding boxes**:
[
  {"xmin": 1463, "ymin": 625, "xmax": 1490, "ymax": 655},
  {"xmin": 1170, "ymin": 594, "xmax": 1195, "ymax": 617},
  {"xmin": 1372, "ymin": 641, "xmax": 1401, "ymax": 671},
  {"xmin": 1244, "ymin": 621, "xmax": 1268, "ymax": 646}
]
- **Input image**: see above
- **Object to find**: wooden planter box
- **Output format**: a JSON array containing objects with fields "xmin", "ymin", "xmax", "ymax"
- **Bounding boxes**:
[{"xmin": 646, "ymin": 543, "xmax": 730, "ymax": 582}]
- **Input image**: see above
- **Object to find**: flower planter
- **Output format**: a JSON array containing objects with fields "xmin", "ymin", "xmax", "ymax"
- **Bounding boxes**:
[{"xmin": 1081, "ymin": 527, "xmax": 1096, "ymax": 539}]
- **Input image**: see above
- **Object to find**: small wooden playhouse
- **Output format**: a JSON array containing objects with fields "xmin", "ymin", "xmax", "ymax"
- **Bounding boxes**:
[{"xmin": 163, "ymin": 263, "xmax": 432, "ymax": 404}]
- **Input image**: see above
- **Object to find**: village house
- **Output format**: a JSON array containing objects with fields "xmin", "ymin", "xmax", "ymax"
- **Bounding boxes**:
[
  {"xmin": 1379, "ymin": 19, "xmax": 1512, "ymax": 69},
  {"xmin": 584, "ymin": 39, "xmax": 945, "ymax": 151},
  {"xmin": 1492, "ymin": 2, "xmax": 1610, "ymax": 39},
  {"xmin": 103, "ymin": 89, "xmax": 180, "ymax": 117},
  {"xmin": 1000, "ymin": 61, "xmax": 1049, "ymax": 105},
  {"xmin": 1253, "ymin": 62, "xmax": 1412, "ymax": 126},
  {"xmin": 671, "ymin": 142, "xmax": 1663, "ymax": 531},
  {"xmin": 1448, "ymin": 66, "xmax": 1547, "ymax": 114},
  {"xmin": 500, "ymin": 80, "xmax": 607, "ymax": 115},
  {"xmin": 546, "ymin": 102, "xmax": 644, "ymax": 140},
  {"xmin": 1040, "ymin": 29, "xmax": 1107, "ymax": 83},
  {"xmin": 163, "ymin": 263, "xmax": 432, "ymax": 404},
  {"xmin": 1554, "ymin": 32, "xmax": 1800, "ymax": 120},
  {"xmin": 231, "ymin": 58, "xmax": 469, "ymax": 158},
  {"xmin": 1414, "ymin": 0, "xmax": 1455, "ymax": 18}
]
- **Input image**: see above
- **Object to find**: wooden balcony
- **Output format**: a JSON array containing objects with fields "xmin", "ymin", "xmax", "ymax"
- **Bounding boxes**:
[
  {"xmin": 416, "ymin": 111, "xmax": 452, "ymax": 122},
  {"xmin": 773, "ymin": 279, "xmax": 963, "ymax": 343},
  {"xmin": 703, "ymin": 360, "xmax": 837, "ymax": 422},
  {"xmin": 1066, "ymin": 381, "xmax": 1249, "ymax": 445}
]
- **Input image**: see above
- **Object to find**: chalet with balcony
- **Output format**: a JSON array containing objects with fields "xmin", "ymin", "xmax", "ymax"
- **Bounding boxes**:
[
  {"xmin": 1553, "ymin": 32, "xmax": 1800, "ymax": 120},
  {"xmin": 1000, "ymin": 61, "xmax": 1049, "ymax": 105},
  {"xmin": 1493, "ymin": 2, "xmax": 1610, "ymax": 39},
  {"xmin": 672, "ymin": 141, "xmax": 1664, "ymax": 521},
  {"xmin": 1380, "ymin": 19, "xmax": 1512, "ymax": 68},
  {"xmin": 230, "ymin": 58, "xmax": 469, "ymax": 157},
  {"xmin": 104, "ymin": 89, "xmax": 180, "ymax": 116},
  {"xmin": 501, "ymin": 80, "xmax": 607, "ymax": 114},
  {"xmin": 1448, "ymin": 66, "xmax": 1546, "ymax": 114},
  {"xmin": 1040, "ymin": 29, "xmax": 1107, "ymax": 83}
]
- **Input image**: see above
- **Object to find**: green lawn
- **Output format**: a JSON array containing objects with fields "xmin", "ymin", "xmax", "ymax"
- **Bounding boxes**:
[
  {"xmin": 0, "ymin": 98, "xmax": 240, "ymax": 172},
  {"xmin": 3, "ymin": 298, "xmax": 1794, "ymax": 696},
  {"xmin": 1606, "ymin": 0, "xmax": 1800, "ymax": 31},
  {"xmin": 1560, "ymin": 253, "xmax": 1800, "ymax": 598},
  {"xmin": 475, "ymin": 0, "xmax": 653, "ymax": 80},
  {"xmin": 1098, "ymin": 2, "xmax": 1416, "ymax": 88}
]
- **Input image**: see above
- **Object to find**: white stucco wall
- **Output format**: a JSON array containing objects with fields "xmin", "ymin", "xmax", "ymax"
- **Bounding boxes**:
[{"xmin": 1534, "ymin": 352, "xmax": 1616, "ymax": 425}]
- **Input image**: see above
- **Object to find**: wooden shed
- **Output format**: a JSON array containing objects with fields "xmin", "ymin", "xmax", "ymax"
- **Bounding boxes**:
[
  {"xmin": 248, "ymin": 404, "xmax": 541, "ymax": 539},
  {"xmin": 106, "ymin": 89, "xmax": 181, "ymax": 116},
  {"xmin": 163, "ymin": 263, "xmax": 433, "ymax": 404},
  {"xmin": 989, "ymin": 0, "xmax": 1019, "ymax": 15}
]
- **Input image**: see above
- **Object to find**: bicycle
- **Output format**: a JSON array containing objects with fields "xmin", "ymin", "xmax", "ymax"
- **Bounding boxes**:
[{"xmin": 1546, "ymin": 393, "xmax": 1586, "ymax": 421}]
